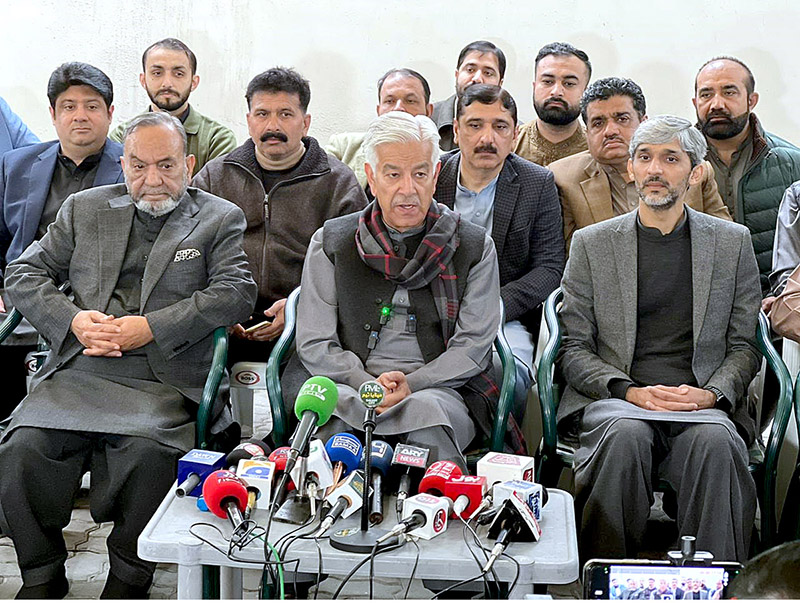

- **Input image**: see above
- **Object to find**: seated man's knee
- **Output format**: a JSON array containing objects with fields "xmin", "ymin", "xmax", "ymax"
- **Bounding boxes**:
[
  {"xmin": 597, "ymin": 418, "xmax": 653, "ymax": 449},
  {"xmin": 684, "ymin": 423, "xmax": 743, "ymax": 456}
]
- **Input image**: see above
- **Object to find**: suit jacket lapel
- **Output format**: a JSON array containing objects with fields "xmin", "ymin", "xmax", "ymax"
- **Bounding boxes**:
[
  {"xmin": 491, "ymin": 158, "xmax": 519, "ymax": 259},
  {"xmin": 689, "ymin": 208, "xmax": 715, "ymax": 347},
  {"xmin": 140, "ymin": 195, "xmax": 200, "ymax": 309},
  {"xmin": 611, "ymin": 211, "xmax": 639, "ymax": 363},
  {"xmin": 580, "ymin": 157, "xmax": 615, "ymax": 224},
  {"xmin": 93, "ymin": 140, "xmax": 123, "ymax": 185},
  {"xmin": 21, "ymin": 144, "xmax": 59, "ymax": 248},
  {"xmin": 435, "ymin": 153, "xmax": 459, "ymax": 210},
  {"xmin": 98, "ymin": 197, "xmax": 134, "ymax": 309}
]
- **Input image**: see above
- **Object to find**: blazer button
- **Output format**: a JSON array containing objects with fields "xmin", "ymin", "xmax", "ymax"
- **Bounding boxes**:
[
  {"xmin": 363, "ymin": 323, "xmax": 371, "ymax": 330},
  {"xmin": 375, "ymin": 298, "xmax": 382, "ymax": 305}
]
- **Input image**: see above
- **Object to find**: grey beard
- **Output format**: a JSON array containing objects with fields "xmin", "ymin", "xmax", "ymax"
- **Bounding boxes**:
[
  {"xmin": 134, "ymin": 195, "xmax": 182, "ymax": 217},
  {"xmin": 638, "ymin": 189, "xmax": 680, "ymax": 211}
]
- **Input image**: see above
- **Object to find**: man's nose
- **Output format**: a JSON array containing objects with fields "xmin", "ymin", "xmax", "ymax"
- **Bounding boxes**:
[
  {"xmin": 550, "ymin": 82, "xmax": 565, "ymax": 98},
  {"xmin": 72, "ymin": 105, "xmax": 89, "ymax": 122},
  {"xmin": 143, "ymin": 165, "xmax": 162, "ymax": 186}
]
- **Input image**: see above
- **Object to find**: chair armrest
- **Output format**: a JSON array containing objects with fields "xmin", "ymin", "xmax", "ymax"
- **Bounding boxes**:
[
  {"xmin": 196, "ymin": 327, "xmax": 228, "ymax": 449},
  {"xmin": 536, "ymin": 288, "xmax": 564, "ymax": 464},
  {"xmin": 0, "ymin": 308, "xmax": 23, "ymax": 344},
  {"xmin": 266, "ymin": 286, "xmax": 301, "ymax": 447},
  {"xmin": 491, "ymin": 301, "xmax": 516, "ymax": 451}
]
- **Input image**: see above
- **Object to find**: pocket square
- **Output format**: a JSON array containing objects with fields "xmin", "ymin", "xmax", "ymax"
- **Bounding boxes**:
[{"xmin": 174, "ymin": 248, "xmax": 201, "ymax": 262}]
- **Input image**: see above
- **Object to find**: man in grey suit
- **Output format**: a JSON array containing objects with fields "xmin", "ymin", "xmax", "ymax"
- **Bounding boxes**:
[
  {"xmin": 558, "ymin": 115, "xmax": 760, "ymax": 563},
  {"xmin": 0, "ymin": 112, "xmax": 256, "ymax": 599}
]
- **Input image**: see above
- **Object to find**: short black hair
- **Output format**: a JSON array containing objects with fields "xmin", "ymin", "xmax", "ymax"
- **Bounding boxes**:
[
  {"xmin": 456, "ymin": 84, "xmax": 517, "ymax": 126},
  {"xmin": 142, "ymin": 38, "xmax": 198, "ymax": 75},
  {"xmin": 696, "ymin": 55, "xmax": 756, "ymax": 96},
  {"xmin": 245, "ymin": 67, "xmax": 311, "ymax": 112},
  {"xmin": 727, "ymin": 542, "xmax": 800, "ymax": 598},
  {"xmin": 457, "ymin": 40, "xmax": 506, "ymax": 80},
  {"xmin": 47, "ymin": 62, "xmax": 113, "ymax": 110},
  {"xmin": 535, "ymin": 42, "xmax": 592, "ymax": 81},
  {"xmin": 377, "ymin": 68, "xmax": 431, "ymax": 105},
  {"xmin": 580, "ymin": 76, "xmax": 646, "ymax": 122}
]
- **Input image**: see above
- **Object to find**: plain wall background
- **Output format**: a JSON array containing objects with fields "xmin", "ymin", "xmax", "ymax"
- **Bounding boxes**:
[{"xmin": 2, "ymin": 0, "xmax": 799, "ymax": 149}]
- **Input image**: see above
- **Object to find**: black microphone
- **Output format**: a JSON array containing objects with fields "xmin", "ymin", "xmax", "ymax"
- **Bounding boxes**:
[{"xmin": 390, "ymin": 443, "xmax": 430, "ymax": 516}]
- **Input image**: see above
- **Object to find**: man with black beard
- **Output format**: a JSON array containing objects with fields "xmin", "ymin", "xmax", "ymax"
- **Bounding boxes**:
[
  {"xmin": 515, "ymin": 42, "xmax": 591, "ymax": 166},
  {"xmin": 694, "ymin": 56, "xmax": 800, "ymax": 292},
  {"xmin": 112, "ymin": 38, "xmax": 236, "ymax": 175}
]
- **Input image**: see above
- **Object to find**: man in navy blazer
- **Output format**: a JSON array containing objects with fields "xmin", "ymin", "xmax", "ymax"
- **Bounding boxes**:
[
  {"xmin": 0, "ymin": 62, "xmax": 123, "ymax": 418},
  {"xmin": 435, "ymin": 85, "xmax": 565, "ymax": 413}
]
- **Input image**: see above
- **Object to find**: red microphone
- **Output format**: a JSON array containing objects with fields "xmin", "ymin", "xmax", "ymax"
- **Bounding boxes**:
[
  {"xmin": 418, "ymin": 461, "xmax": 463, "ymax": 497},
  {"xmin": 444, "ymin": 475, "xmax": 488, "ymax": 519},
  {"xmin": 202, "ymin": 470, "xmax": 249, "ymax": 532}
]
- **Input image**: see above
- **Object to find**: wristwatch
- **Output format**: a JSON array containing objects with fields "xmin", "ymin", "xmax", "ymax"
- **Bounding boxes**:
[{"xmin": 704, "ymin": 386, "xmax": 728, "ymax": 408}]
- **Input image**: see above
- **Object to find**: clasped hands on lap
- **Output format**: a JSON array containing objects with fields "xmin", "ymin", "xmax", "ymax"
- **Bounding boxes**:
[
  {"xmin": 70, "ymin": 310, "xmax": 153, "ymax": 356},
  {"xmin": 625, "ymin": 384, "xmax": 716, "ymax": 412}
]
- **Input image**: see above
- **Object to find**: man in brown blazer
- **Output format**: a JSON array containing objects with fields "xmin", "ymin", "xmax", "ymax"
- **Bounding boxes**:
[{"xmin": 550, "ymin": 77, "xmax": 730, "ymax": 251}]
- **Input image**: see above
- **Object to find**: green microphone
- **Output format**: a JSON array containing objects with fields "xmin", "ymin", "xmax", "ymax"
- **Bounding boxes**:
[{"xmin": 285, "ymin": 376, "xmax": 338, "ymax": 476}]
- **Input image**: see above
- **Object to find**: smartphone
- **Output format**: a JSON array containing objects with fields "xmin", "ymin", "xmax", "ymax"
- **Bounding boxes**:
[
  {"xmin": 582, "ymin": 558, "xmax": 742, "ymax": 600},
  {"xmin": 241, "ymin": 316, "xmax": 273, "ymax": 333}
]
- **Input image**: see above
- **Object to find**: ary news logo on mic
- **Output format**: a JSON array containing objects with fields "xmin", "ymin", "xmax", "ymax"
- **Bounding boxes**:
[
  {"xmin": 393, "ymin": 443, "xmax": 428, "ymax": 468},
  {"xmin": 299, "ymin": 379, "xmax": 334, "ymax": 402},
  {"xmin": 359, "ymin": 381, "xmax": 384, "ymax": 408}
]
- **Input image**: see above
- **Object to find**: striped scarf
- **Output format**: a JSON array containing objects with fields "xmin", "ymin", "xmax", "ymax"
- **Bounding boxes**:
[{"xmin": 355, "ymin": 200, "xmax": 460, "ymax": 343}]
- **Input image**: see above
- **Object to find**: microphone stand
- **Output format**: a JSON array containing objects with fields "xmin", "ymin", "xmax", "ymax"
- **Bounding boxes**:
[{"xmin": 330, "ymin": 381, "xmax": 394, "ymax": 553}]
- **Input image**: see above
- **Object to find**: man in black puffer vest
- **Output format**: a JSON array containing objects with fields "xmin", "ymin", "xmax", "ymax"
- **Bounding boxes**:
[{"xmin": 282, "ymin": 111, "xmax": 522, "ymax": 468}]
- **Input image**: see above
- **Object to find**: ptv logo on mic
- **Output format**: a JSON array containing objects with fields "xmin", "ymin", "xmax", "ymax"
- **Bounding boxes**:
[{"xmin": 300, "ymin": 382, "xmax": 329, "ymax": 401}]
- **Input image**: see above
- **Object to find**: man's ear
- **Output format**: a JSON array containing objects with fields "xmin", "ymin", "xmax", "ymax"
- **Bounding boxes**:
[
  {"xmin": 365, "ymin": 161, "xmax": 376, "ymax": 198},
  {"xmin": 688, "ymin": 162, "xmax": 704, "ymax": 187},
  {"xmin": 139, "ymin": 73, "xmax": 147, "ymax": 90},
  {"xmin": 627, "ymin": 157, "xmax": 635, "ymax": 181},
  {"xmin": 185, "ymin": 154, "xmax": 197, "ymax": 177},
  {"xmin": 453, "ymin": 118, "xmax": 460, "ymax": 145},
  {"xmin": 748, "ymin": 91, "xmax": 760, "ymax": 110}
]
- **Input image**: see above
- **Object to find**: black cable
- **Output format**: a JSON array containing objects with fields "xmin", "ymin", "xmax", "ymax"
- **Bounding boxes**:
[
  {"xmin": 403, "ymin": 537, "xmax": 421, "ymax": 600},
  {"xmin": 461, "ymin": 516, "xmax": 503, "ymax": 597},
  {"xmin": 500, "ymin": 551, "xmax": 521, "ymax": 596},
  {"xmin": 368, "ymin": 541, "xmax": 379, "ymax": 600},
  {"xmin": 430, "ymin": 570, "xmax": 488, "ymax": 599},
  {"xmin": 331, "ymin": 540, "xmax": 405, "ymax": 599},
  {"xmin": 460, "ymin": 519, "xmax": 494, "ymax": 597},
  {"xmin": 313, "ymin": 536, "xmax": 324, "ymax": 600}
]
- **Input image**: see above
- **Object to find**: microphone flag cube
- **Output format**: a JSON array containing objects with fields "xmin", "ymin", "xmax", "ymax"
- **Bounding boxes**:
[{"xmin": 177, "ymin": 449, "xmax": 226, "ymax": 498}]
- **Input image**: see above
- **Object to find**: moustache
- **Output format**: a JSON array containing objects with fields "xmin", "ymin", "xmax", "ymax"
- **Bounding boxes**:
[
  {"xmin": 260, "ymin": 131, "xmax": 288, "ymax": 143},
  {"xmin": 474, "ymin": 144, "xmax": 497, "ymax": 154},
  {"xmin": 157, "ymin": 88, "xmax": 179, "ymax": 96},
  {"xmin": 643, "ymin": 177, "xmax": 668, "ymax": 187},
  {"xmin": 706, "ymin": 109, "xmax": 733, "ymax": 121},
  {"xmin": 544, "ymin": 98, "xmax": 568, "ymax": 110}
]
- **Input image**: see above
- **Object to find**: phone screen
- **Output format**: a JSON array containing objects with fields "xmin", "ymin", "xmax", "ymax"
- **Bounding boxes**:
[
  {"xmin": 583, "ymin": 560, "xmax": 742, "ymax": 600},
  {"xmin": 241, "ymin": 316, "xmax": 273, "ymax": 333}
]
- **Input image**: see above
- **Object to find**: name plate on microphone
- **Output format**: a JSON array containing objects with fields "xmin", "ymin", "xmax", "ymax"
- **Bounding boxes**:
[
  {"xmin": 236, "ymin": 459, "xmax": 275, "ymax": 509},
  {"xmin": 392, "ymin": 443, "xmax": 428, "ymax": 469}
]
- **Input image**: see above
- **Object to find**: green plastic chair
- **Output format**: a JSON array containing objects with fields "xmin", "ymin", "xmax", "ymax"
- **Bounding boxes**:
[
  {"xmin": 778, "ymin": 372, "xmax": 800, "ymax": 543},
  {"xmin": 265, "ymin": 286, "xmax": 517, "ymax": 456},
  {"xmin": 535, "ymin": 287, "xmax": 794, "ymax": 552}
]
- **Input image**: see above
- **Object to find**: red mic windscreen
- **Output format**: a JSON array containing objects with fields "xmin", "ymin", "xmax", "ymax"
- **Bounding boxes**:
[
  {"xmin": 418, "ymin": 460, "xmax": 463, "ymax": 497},
  {"xmin": 202, "ymin": 470, "xmax": 249, "ymax": 519}
]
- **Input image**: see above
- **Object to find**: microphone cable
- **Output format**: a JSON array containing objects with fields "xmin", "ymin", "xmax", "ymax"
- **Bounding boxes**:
[
  {"xmin": 458, "ymin": 514, "xmax": 500, "ymax": 598},
  {"xmin": 331, "ymin": 539, "xmax": 405, "ymax": 599},
  {"xmin": 402, "ymin": 537, "xmax": 421, "ymax": 600}
]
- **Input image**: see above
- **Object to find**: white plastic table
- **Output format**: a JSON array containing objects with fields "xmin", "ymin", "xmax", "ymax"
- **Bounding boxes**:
[{"xmin": 139, "ymin": 488, "xmax": 578, "ymax": 599}]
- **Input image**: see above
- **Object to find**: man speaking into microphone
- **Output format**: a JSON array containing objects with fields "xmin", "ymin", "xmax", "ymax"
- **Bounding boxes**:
[{"xmin": 282, "ymin": 110, "xmax": 505, "ymax": 469}]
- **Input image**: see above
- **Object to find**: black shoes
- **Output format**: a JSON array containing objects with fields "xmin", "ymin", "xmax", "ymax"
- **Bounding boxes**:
[
  {"xmin": 99, "ymin": 572, "xmax": 152, "ymax": 600},
  {"xmin": 15, "ymin": 567, "xmax": 69, "ymax": 599}
]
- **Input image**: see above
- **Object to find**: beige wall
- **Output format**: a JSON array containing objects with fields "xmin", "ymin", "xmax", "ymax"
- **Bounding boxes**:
[{"xmin": 2, "ymin": 0, "xmax": 799, "ymax": 150}]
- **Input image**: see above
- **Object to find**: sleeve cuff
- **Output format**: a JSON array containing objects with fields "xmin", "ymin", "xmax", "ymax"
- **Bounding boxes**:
[{"xmin": 608, "ymin": 378, "xmax": 635, "ymax": 401}]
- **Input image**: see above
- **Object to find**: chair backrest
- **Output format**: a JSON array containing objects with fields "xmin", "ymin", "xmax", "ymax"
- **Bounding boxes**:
[
  {"xmin": 536, "ymin": 287, "xmax": 565, "ymax": 463},
  {"xmin": 265, "ymin": 286, "xmax": 517, "ymax": 452}
]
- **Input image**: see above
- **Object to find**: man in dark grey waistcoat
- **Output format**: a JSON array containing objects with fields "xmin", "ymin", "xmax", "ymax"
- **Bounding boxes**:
[
  {"xmin": 558, "ymin": 115, "xmax": 760, "ymax": 563},
  {"xmin": 285, "ymin": 110, "xmax": 507, "ymax": 468},
  {"xmin": 0, "ymin": 112, "xmax": 256, "ymax": 599}
]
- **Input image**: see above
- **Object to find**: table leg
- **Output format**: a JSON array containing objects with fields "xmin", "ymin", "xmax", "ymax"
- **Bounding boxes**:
[
  {"xmin": 220, "ymin": 566, "xmax": 243, "ymax": 598},
  {"xmin": 177, "ymin": 563, "xmax": 204, "ymax": 599}
]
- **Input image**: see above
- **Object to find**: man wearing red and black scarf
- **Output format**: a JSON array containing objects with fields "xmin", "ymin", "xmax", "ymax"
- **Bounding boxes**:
[{"xmin": 283, "ymin": 111, "xmax": 516, "ymax": 468}]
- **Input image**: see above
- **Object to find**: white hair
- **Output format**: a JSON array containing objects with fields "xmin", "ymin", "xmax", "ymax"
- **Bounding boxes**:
[
  {"xmin": 363, "ymin": 111, "xmax": 441, "ymax": 169},
  {"xmin": 629, "ymin": 114, "xmax": 708, "ymax": 168}
]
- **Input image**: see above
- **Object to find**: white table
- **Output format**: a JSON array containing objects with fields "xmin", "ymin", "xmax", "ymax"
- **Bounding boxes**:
[{"xmin": 139, "ymin": 488, "xmax": 578, "ymax": 599}]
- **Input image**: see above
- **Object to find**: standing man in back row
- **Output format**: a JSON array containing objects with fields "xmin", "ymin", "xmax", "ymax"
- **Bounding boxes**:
[
  {"xmin": 111, "ymin": 38, "xmax": 236, "ymax": 176},
  {"xmin": 431, "ymin": 40, "xmax": 506, "ymax": 151},
  {"xmin": 694, "ymin": 56, "xmax": 800, "ymax": 293},
  {"xmin": 193, "ymin": 67, "xmax": 366, "ymax": 363},
  {"xmin": 514, "ymin": 42, "xmax": 591, "ymax": 167}
]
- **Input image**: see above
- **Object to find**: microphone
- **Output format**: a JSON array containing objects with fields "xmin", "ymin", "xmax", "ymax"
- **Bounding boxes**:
[
  {"xmin": 226, "ymin": 439, "xmax": 271, "ymax": 471},
  {"xmin": 273, "ymin": 377, "xmax": 338, "ymax": 505},
  {"xmin": 492, "ymin": 480, "xmax": 549, "ymax": 522},
  {"xmin": 476, "ymin": 452, "xmax": 536, "ymax": 488},
  {"xmin": 391, "ymin": 443, "xmax": 430, "ymax": 515},
  {"xmin": 269, "ymin": 447, "xmax": 295, "ymax": 497},
  {"xmin": 235, "ymin": 458, "xmax": 276, "ymax": 516},
  {"xmin": 315, "ymin": 470, "xmax": 366, "ymax": 536},
  {"xmin": 444, "ymin": 475, "xmax": 487, "ymax": 519},
  {"xmin": 202, "ymin": 470, "xmax": 250, "ymax": 534},
  {"xmin": 175, "ymin": 450, "xmax": 226, "ymax": 498},
  {"xmin": 377, "ymin": 493, "xmax": 450, "ymax": 543},
  {"xmin": 359, "ymin": 380, "xmax": 384, "ymax": 430},
  {"xmin": 324, "ymin": 433, "xmax": 363, "ymax": 495},
  {"xmin": 290, "ymin": 438, "xmax": 335, "ymax": 501},
  {"xmin": 418, "ymin": 460, "xmax": 463, "ymax": 497},
  {"xmin": 362, "ymin": 440, "xmax": 393, "ymax": 525},
  {"xmin": 483, "ymin": 494, "xmax": 543, "ymax": 573}
]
